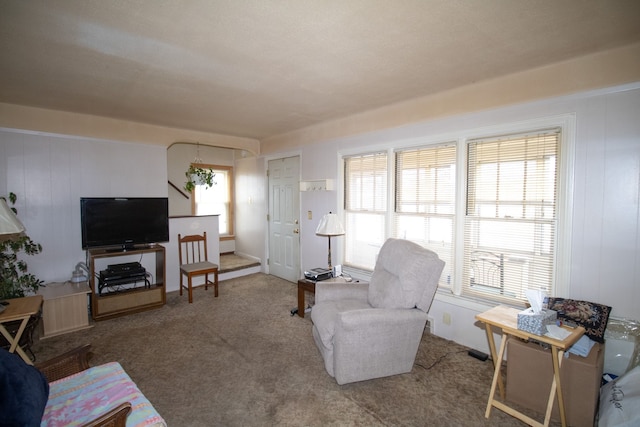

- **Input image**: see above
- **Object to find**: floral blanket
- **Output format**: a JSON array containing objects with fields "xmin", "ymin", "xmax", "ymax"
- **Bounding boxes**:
[{"xmin": 41, "ymin": 362, "xmax": 166, "ymax": 427}]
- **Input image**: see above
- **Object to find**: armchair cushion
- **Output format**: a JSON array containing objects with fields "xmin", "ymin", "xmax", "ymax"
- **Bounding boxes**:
[
  {"xmin": 368, "ymin": 238, "xmax": 444, "ymax": 311},
  {"xmin": 43, "ymin": 361, "xmax": 166, "ymax": 426}
]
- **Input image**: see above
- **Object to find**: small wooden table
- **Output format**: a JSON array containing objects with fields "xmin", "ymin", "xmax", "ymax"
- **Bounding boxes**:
[
  {"xmin": 297, "ymin": 279, "xmax": 315, "ymax": 318},
  {"xmin": 475, "ymin": 305, "xmax": 585, "ymax": 427},
  {"xmin": 39, "ymin": 282, "xmax": 92, "ymax": 338},
  {"xmin": 0, "ymin": 295, "xmax": 43, "ymax": 365}
]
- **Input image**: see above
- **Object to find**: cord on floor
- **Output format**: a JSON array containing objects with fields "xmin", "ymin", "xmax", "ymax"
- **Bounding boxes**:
[{"xmin": 415, "ymin": 349, "xmax": 467, "ymax": 371}]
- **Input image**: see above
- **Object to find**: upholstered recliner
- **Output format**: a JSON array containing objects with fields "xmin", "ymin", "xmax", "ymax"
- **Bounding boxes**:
[{"xmin": 311, "ymin": 238, "xmax": 445, "ymax": 385}]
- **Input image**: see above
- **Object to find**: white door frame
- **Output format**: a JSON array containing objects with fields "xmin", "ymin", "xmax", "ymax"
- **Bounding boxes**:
[{"xmin": 267, "ymin": 155, "xmax": 300, "ymax": 282}]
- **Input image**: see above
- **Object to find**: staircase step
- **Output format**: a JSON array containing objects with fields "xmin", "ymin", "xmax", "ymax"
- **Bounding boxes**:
[{"xmin": 219, "ymin": 253, "xmax": 260, "ymax": 274}]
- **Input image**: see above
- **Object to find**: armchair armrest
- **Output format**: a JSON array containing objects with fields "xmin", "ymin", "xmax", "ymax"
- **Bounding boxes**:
[
  {"xmin": 315, "ymin": 281, "xmax": 369, "ymax": 303},
  {"xmin": 35, "ymin": 344, "xmax": 92, "ymax": 383},
  {"xmin": 83, "ymin": 402, "xmax": 132, "ymax": 427},
  {"xmin": 338, "ymin": 307, "xmax": 428, "ymax": 332}
]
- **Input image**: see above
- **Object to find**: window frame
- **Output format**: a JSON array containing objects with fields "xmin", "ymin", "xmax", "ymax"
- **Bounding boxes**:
[
  {"xmin": 394, "ymin": 142, "xmax": 457, "ymax": 290},
  {"xmin": 343, "ymin": 151, "xmax": 389, "ymax": 270},
  {"xmin": 190, "ymin": 163, "xmax": 235, "ymax": 238},
  {"xmin": 339, "ymin": 114, "xmax": 575, "ymax": 306},
  {"xmin": 462, "ymin": 128, "xmax": 561, "ymax": 304}
]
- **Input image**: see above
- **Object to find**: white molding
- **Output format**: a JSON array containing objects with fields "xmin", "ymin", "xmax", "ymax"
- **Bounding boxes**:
[{"xmin": 434, "ymin": 289, "xmax": 502, "ymax": 313}]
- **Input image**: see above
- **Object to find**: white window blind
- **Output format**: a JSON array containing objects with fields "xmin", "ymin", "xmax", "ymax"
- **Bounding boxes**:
[
  {"xmin": 344, "ymin": 152, "xmax": 388, "ymax": 270},
  {"xmin": 463, "ymin": 128, "xmax": 560, "ymax": 305},
  {"xmin": 394, "ymin": 144, "xmax": 456, "ymax": 287}
]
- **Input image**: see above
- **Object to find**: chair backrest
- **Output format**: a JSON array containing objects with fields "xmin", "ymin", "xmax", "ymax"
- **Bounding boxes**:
[
  {"xmin": 368, "ymin": 238, "xmax": 445, "ymax": 312},
  {"xmin": 178, "ymin": 232, "xmax": 210, "ymax": 265}
]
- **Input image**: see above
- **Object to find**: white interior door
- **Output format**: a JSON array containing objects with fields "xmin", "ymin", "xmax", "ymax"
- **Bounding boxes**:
[{"xmin": 268, "ymin": 156, "xmax": 300, "ymax": 282}]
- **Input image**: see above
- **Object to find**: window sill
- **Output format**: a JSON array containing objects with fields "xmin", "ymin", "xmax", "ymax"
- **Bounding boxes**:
[{"xmin": 434, "ymin": 288, "xmax": 524, "ymax": 312}]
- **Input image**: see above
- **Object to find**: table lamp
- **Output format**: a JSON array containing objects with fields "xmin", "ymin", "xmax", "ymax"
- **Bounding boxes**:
[
  {"xmin": 315, "ymin": 212, "xmax": 345, "ymax": 269},
  {"xmin": 0, "ymin": 198, "xmax": 25, "ymax": 242},
  {"xmin": 0, "ymin": 198, "xmax": 26, "ymax": 309}
]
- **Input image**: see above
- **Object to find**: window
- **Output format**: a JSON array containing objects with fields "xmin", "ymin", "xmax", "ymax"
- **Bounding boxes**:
[
  {"xmin": 344, "ymin": 152, "xmax": 388, "ymax": 269},
  {"xmin": 394, "ymin": 144, "xmax": 456, "ymax": 287},
  {"xmin": 463, "ymin": 129, "xmax": 560, "ymax": 304},
  {"xmin": 341, "ymin": 117, "xmax": 572, "ymax": 306},
  {"xmin": 192, "ymin": 164, "xmax": 234, "ymax": 236}
]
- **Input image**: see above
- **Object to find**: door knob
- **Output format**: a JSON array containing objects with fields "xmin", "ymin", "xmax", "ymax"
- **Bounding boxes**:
[{"xmin": 293, "ymin": 229, "xmax": 299, "ymax": 234}]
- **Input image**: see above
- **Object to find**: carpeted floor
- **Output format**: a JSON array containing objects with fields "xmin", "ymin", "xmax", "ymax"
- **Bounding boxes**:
[{"xmin": 32, "ymin": 273, "xmax": 550, "ymax": 426}]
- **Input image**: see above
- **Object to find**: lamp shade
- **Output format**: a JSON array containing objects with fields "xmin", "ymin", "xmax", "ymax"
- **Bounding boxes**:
[
  {"xmin": 315, "ymin": 213, "xmax": 345, "ymax": 236},
  {"xmin": 0, "ymin": 198, "xmax": 25, "ymax": 236}
]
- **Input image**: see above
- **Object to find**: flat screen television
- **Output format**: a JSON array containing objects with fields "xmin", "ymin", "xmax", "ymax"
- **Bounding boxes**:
[{"xmin": 80, "ymin": 197, "xmax": 169, "ymax": 250}]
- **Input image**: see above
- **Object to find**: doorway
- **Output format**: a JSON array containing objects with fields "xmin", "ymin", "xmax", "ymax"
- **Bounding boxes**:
[{"xmin": 268, "ymin": 156, "xmax": 300, "ymax": 282}]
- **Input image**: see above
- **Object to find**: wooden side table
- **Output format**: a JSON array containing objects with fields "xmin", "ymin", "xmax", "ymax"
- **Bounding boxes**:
[
  {"xmin": 475, "ymin": 305, "xmax": 585, "ymax": 427},
  {"xmin": 297, "ymin": 279, "xmax": 315, "ymax": 318},
  {"xmin": 39, "ymin": 281, "xmax": 92, "ymax": 338},
  {"xmin": 0, "ymin": 295, "xmax": 43, "ymax": 365}
]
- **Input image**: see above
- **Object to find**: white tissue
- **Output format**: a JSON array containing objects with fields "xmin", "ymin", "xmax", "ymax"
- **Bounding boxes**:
[
  {"xmin": 546, "ymin": 324, "xmax": 571, "ymax": 340},
  {"xmin": 525, "ymin": 289, "xmax": 546, "ymax": 314}
]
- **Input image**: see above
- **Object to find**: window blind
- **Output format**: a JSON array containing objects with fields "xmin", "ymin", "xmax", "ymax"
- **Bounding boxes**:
[
  {"xmin": 194, "ymin": 166, "xmax": 233, "ymax": 235},
  {"xmin": 394, "ymin": 144, "xmax": 456, "ymax": 287},
  {"xmin": 344, "ymin": 152, "xmax": 388, "ymax": 270},
  {"xmin": 463, "ymin": 128, "xmax": 560, "ymax": 304}
]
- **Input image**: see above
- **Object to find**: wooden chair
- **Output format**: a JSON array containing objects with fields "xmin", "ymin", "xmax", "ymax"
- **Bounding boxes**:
[{"xmin": 178, "ymin": 232, "xmax": 219, "ymax": 303}]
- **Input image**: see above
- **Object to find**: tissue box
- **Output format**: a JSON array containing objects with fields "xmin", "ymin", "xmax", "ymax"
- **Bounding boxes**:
[{"xmin": 517, "ymin": 308, "xmax": 557, "ymax": 335}]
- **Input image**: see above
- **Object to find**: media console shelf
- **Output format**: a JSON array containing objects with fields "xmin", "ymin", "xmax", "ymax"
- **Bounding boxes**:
[{"xmin": 88, "ymin": 245, "xmax": 166, "ymax": 320}]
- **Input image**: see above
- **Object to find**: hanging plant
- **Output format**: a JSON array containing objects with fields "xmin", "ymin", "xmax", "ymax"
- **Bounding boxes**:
[{"xmin": 184, "ymin": 164, "xmax": 216, "ymax": 192}]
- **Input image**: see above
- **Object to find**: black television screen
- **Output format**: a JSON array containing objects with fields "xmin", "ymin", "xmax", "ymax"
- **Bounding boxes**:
[{"xmin": 80, "ymin": 197, "xmax": 169, "ymax": 250}]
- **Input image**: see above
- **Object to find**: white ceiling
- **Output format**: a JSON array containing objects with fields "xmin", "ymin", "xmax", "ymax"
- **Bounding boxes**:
[{"xmin": 1, "ymin": 1, "xmax": 640, "ymax": 140}]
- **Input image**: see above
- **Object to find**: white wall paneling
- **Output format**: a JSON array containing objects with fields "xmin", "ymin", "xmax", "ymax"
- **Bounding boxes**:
[{"xmin": 0, "ymin": 129, "xmax": 167, "ymax": 284}]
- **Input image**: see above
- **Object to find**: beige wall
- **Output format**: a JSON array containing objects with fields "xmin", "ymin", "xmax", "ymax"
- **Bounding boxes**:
[
  {"xmin": 261, "ymin": 42, "xmax": 640, "ymax": 153},
  {"xmin": 0, "ymin": 102, "xmax": 261, "ymax": 155}
]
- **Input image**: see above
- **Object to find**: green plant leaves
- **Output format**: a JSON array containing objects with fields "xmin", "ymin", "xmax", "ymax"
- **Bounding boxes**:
[
  {"xmin": 184, "ymin": 165, "xmax": 216, "ymax": 192},
  {"xmin": 0, "ymin": 194, "xmax": 43, "ymax": 300}
]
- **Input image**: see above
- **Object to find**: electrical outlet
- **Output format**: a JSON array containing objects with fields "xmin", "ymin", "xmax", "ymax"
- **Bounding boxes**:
[
  {"xmin": 427, "ymin": 315, "xmax": 435, "ymax": 334},
  {"xmin": 443, "ymin": 312, "xmax": 451, "ymax": 325}
]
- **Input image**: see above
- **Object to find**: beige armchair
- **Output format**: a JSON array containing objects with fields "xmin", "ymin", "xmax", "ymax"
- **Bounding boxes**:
[{"xmin": 311, "ymin": 238, "xmax": 445, "ymax": 385}]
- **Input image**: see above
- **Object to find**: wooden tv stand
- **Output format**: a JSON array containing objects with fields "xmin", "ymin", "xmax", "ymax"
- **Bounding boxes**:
[{"xmin": 88, "ymin": 245, "xmax": 166, "ymax": 320}]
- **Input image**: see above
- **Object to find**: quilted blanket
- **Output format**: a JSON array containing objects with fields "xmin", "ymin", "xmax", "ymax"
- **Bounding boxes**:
[{"xmin": 42, "ymin": 362, "xmax": 166, "ymax": 427}]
